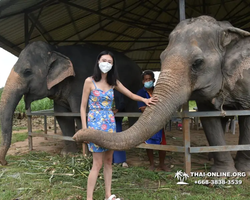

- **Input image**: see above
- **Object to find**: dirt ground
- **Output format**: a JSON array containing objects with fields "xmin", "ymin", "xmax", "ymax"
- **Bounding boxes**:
[{"xmin": 8, "ymin": 116, "xmax": 239, "ymax": 171}]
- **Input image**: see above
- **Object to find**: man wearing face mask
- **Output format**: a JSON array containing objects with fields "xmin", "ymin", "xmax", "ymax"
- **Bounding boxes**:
[{"xmin": 137, "ymin": 70, "xmax": 169, "ymax": 171}]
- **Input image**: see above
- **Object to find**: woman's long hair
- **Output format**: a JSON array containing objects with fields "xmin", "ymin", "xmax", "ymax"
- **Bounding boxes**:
[{"xmin": 92, "ymin": 50, "xmax": 119, "ymax": 86}]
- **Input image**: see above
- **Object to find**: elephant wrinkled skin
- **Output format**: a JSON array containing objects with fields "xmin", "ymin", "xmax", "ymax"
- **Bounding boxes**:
[
  {"xmin": 74, "ymin": 15, "xmax": 250, "ymax": 173},
  {"xmin": 0, "ymin": 41, "xmax": 142, "ymax": 165}
]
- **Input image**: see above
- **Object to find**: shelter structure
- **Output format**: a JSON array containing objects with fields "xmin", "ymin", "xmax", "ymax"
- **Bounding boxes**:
[{"xmin": 1, "ymin": 0, "xmax": 250, "ymax": 70}]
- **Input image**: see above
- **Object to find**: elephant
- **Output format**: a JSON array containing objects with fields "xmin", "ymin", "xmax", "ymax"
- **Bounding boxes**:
[
  {"xmin": 0, "ymin": 41, "xmax": 142, "ymax": 165},
  {"xmin": 73, "ymin": 15, "xmax": 250, "ymax": 173}
]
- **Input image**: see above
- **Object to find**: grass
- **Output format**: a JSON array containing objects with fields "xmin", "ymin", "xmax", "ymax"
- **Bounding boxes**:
[
  {"xmin": 12, "ymin": 126, "xmax": 27, "ymax": 131},
  {"xmin": 0, "ymin": 131, "xmax": 28, "ymax": 144},
  {"xmin": 0, "ymin": 130, "xmax": 44, "ymax": 145},
  {"xmin": 11, "ymin": 132, "xmax": 28, "ymax": 144},
  {"xmin": 0, "ymin": 152, "xmax": 250, "ymax": 200},
  {"xmin": 0, "ymin": 86, "xmax": 248, "ymax": 199},
  {"xmin": 0, "ymin": 126, "xmax": 249, "ymax": 199}
]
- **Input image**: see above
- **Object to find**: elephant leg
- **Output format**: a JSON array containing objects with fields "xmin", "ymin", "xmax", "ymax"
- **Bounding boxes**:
[
  {"xmin": 197, "ymin": 103, "xmax": 236, "ymax": 172},
  {"xmin": 200, "ymin": 117, "xmax": 237, "ymax": 172},
  {"xmin": 235, "ymin": 116, "xmax": 250, "ymax": 172},
  {"xmin": 75, "ymin": 117, "xmax": 82, "ymax": 131},
  {"xmin": 207, "ymin": 117, "xmax": 228, "ymax": 161},
  {"xmin": 54, "ymin": 102, "xmax": 78, "ymax": 154},
  {"xmin": 67, "ymin": 96, "xmax": 82, "ymax": 131}
]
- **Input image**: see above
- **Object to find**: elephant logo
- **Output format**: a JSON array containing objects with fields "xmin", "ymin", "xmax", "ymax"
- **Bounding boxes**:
[{"xmin": 175, "ymin": 170, "xmax": 189, "ymax": 185}]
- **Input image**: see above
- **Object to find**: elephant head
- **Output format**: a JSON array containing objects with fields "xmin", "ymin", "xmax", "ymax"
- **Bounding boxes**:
[
  {"xmin": 73, "ymin": 15, "xmax": 250, "ymax": 151},
  {"xmin": 0, "ymin": 41, "xmax": 75, "ymax": 165}
]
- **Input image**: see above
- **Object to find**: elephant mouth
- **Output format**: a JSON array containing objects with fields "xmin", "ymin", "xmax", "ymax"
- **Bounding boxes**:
[
  {"xmin": 24, "ymin": 90, "xmax": 32, "ymax": 110},
  {"xmin": 24, "ymin": 92, "xmax": 42, "ymax": 110}
]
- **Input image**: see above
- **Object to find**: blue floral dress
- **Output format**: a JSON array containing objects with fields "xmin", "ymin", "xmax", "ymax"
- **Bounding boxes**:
[{"xmin": 87, "ymin": 79, "xmax": 116, "ymax": 152}]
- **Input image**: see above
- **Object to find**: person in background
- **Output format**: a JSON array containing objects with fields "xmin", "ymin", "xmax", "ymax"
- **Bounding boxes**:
[
  {"xmin": 137, "ymin": 70, "xmax": 169, "ymax": 171},
  {"xmin": 112, "ymin": 90, "xmax": 128, "ymax": 167}
]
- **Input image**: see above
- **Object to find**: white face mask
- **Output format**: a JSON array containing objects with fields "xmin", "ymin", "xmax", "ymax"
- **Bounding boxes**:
[{"xmin": 99, "ymin": 62, "xmax": 113, "ymax": 73}]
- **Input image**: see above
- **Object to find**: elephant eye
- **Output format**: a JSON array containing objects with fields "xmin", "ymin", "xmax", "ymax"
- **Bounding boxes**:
[
  {"xmin": 192, "ymin": 59, "xmax": 203, "ymax": 71},
  {"xmin": 24, "ymin": 68, "xmax": 32, "ymax": 77}
]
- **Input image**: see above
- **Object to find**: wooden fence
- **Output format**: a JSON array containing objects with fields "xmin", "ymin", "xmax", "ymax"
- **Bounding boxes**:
[{"xmin": 26, "ymin": 103, "xmax": 250, "ymax": 174}]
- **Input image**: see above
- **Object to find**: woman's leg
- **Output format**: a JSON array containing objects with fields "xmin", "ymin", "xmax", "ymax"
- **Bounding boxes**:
[
  {"xmin": 87, "ymin": 152, "xmax": 103, "ymax": 200},
  {"xmin": 103, "ymin": 150, "xmax": 114, "ymax": 199}
]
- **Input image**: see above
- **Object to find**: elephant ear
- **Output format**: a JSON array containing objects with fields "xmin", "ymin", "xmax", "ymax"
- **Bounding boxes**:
[
  {"xmin": 221, "ymin": 27, "xmax": 250, "ymax": 48},
  {"xmin": 47, "ymin": 51, "xmax": 75, "ymax": 90},
  {"xmin": 220, "ymin": 26, "xmax": 250, "ymax": 90}
]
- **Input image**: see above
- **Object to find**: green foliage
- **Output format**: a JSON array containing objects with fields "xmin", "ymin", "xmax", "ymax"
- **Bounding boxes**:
[
  {"xmin": 122, "ymin": 117, "xmax": 128, "ymax": 122},
  {"xmin": 15, "ymin": 97, "xmax": 25, "ymax": 113},
  {"xmin": 15, "ymin": 97, "xmax": 54, "ymax": 112},
  {"xmin": 189, "ymin": 100, "xmax": 197, "ymax": 111},
  {"xmin": 0, "ymin": 87, "xmax": 197, "ymax": 113},
  {"xmin": 0, "ymin": 87, "xmax": 53, "ymax": 112},
  {"xmin": 30, "ymin": 98, "xmax": 54, "ymax": 111}
]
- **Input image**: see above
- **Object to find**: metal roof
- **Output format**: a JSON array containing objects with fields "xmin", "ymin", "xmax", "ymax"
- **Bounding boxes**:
[{"xmin": 1, "ymin": 0, "xmax": 250, "ymax": 70}]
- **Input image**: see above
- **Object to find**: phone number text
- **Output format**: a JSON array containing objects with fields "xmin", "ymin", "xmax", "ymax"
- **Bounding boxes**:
[{"xmin": 194, "ymin": 179, "xmax": 242, "ymax": 185}]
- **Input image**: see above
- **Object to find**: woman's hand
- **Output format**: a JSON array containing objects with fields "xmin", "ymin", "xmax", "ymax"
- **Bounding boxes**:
[{"xmin": 143, "ymin": 95, "xmax": 158, "ymax": 106}]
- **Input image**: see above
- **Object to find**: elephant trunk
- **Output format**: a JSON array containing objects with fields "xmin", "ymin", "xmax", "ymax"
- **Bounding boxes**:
[
  {"xmin": 0, "ymin": 69, "xmax": 25, "ymax": 165},
  {"xmin": 73, "ymin": 57, "xmax": 191, "ymax": 150}
]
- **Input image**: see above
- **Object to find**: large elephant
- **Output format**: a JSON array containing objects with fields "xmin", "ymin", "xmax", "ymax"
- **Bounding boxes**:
[
  {"xmin": 73, "ymin": 15, "xmax": 250, "ymax": 173},
  {"xmin": 0, "ymin": 41, "xmax": 142, "ymax": 165}
]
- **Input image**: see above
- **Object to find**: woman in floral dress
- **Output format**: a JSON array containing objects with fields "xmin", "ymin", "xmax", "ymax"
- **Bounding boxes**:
[
  {"xmin": 87, "ymin": 79, "xmax": 116, "ymax": 152},
  {"xmin": 80, "ymin": 51, "xmax": 157, "ymax": 200}
]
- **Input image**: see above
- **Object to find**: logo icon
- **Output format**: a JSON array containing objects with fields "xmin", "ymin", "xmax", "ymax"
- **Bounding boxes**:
[{"xmin": 175, "ymin": 170, "xmax": 189, "ymax": 184}]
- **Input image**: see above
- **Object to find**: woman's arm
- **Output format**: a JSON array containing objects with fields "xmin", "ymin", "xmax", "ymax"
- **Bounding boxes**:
[
  {"xmin": 80, "ymin": 77, "xmax": 92, "ymax": 129},
  {"xmin": 115, "ymin": 80, "xmax": 157, "ymax": 106}
]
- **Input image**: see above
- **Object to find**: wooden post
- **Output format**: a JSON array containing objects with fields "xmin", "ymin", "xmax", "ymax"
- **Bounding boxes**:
[
  {"xmin": 182, "ymin": 102, "xmax": 191, "ymax": 174},
  {"xmin": 54, "ymin": 117, "xmax": 57, "ymax": 133},
  {"xmin": 82, "ymin": 143, "xmax": 87, "ymax": 156},
  {"xmin": 28, "ymin": 112, "xmax": 33, "ymax": 150},
  {"xmin": 44, "ymin": 115, "xmax": 48, "ymax": 140}
]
